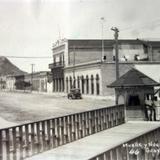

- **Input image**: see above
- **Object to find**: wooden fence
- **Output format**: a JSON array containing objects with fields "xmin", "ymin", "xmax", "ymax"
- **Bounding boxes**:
[
  {"xmin": 0, "ymin": 104, "xmax": 124, "ymax": 160},
  {"xmin": 89, "ymin": 125, "xmax": 160, "ymax": 160}
]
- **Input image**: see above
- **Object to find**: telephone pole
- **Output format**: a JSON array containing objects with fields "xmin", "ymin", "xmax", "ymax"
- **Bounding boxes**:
[
  {"xmin": 73, "ymin": 46, "xmax": 76, "ymax": 88},
  {"xmin": 111, "ymin": 27, "xmax": 119, "ymax": 80},
  {"xmin": 100, "ymin": 17, "xmax": 105, "ymax": 62},
  {"xmin": 31, "ymin": 64, "xmax": 35, "ymax": 91}
]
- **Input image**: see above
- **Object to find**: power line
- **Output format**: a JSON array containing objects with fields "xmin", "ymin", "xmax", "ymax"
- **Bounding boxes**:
[{"xmin": 3, "ymin": 56, "xmax": 52, "ymax": 59}]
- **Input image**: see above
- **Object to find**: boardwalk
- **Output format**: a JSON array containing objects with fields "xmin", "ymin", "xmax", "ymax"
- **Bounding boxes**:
[{"xmin": 26, "ymin": 121, "xmax": 160, "ymax": 160}]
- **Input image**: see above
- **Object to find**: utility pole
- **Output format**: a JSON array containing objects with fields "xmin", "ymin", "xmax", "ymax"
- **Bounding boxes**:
[
  {"xmin": 111, "ymin": 27, "xmax": 119, "ymax": 106},
  {"xmin": 111, "ymin": 27, "xmax": 119, "ymax": 80},
  {"xmin": 73, "ymin": 46, "xmax": 76, "ymax": 88},
  {"xmin": 100, "ymin": 17, "xmax": 105, "ymax": 62},
  {"xmin": 31, "ymin": 64, "xmax": 35, "ymax": 92}
]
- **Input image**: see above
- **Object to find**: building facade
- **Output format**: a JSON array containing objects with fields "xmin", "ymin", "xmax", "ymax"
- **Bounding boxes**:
[
  {"xmin": 24, "ymin": 71, "xmax": 50, "ymax": 92},
  {"xmin": 49, "ymin": 39, "xmax": 160, "ymax": 97},
  {"xmin": 5, "ymin": 71, "xmax": 52, "ymax": 92}
]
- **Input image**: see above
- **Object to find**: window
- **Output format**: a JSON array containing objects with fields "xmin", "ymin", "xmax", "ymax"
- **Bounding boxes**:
[
  {"xmin": 69, "ymin": 76, "xmax": 72, "ymax": 89},
  {"xmin": 96, "ymin": 74, "xmax": 100, "ymax": 95},
  {"xmin": 128, "ymin": 95, "xmax": 140, "ymax": 106},
  {"xmin": 86, "ymin": 75, "xmax": 89, "ymax": 94},
  {"xmin": 66, "ymin": 77, "xmax": 68, "ymax": 93},
  {"xmin": 91, "ymin": 75, "xmax": 94, "ymax": 95},
  {"xmin": 81, "ymin": 76, "xmax": 84, "ymax": 94},
  {"xmin": 77, "ymin": 76, "xmax": 80, "ymax": 88}
]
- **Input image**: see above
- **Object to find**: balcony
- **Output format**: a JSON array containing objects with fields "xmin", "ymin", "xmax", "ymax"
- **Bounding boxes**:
[{"xmin": 49, "ymin": 62, "xmax": 64, "ymax": 69}]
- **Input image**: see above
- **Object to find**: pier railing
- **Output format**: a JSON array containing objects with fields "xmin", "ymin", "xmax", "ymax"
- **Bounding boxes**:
[
  {"xmin": 89, "ymin": 124, "xmax": 160, "ymax": 160},
  {"xmin": 0, "ymin": 104, "xmax": 124, "ymax": 160}
]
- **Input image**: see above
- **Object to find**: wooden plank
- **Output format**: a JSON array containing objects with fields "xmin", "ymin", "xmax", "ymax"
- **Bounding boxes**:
[
  {"xmin": 56, "ymin": 118, "xmax": 60, "ymax": 146},
  {"xmin": 41, "ymin": 121, "xmax": 46, "ymax": 151},
  {"xmin": 5, "ymin": 129, "xmax": 10, "ymax": 160},
  {"xmin": 36, "ymin": 122, "xmax": 40, "ymax": 153},
  {"xmin": 67, "ymin": 116, "xmax": 72, "ymax": 142},
  {"xmin": 30, "ymin": 123, "xmax": 35, "ymax": 155},
  {"xmin": 12, "ymin": 127, "xmax": 17, "ymax": 160},
  {"xmin": 46, "ymin": 120, "xmax": 51, "ymax": 149},
  {"xmin": 51, "ymin": 119, "xmax": 56, "ymax": 148},
  {"xmin": 24, "ymin": 124, "xmax": 29, "ymax": 158},
  {"xmin": 61, "ymin": 117, "xmax": 64, "ymax": 145},
  {"xmin": 72, "ymin": 115, "xmax": 76, "ymax": 141},
  {"xmin": 0, "ymin": 130, "xmax": 2, "ymax": 160},
  {"xmin": 19, "ymin": 126, "xmax": 23, "ymax": 160}
]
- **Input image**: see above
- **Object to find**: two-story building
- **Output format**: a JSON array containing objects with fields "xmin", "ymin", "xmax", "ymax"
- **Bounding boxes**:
[{"xmin": 49, "ymin": 39, "xmax": 160, "ymax": 97}]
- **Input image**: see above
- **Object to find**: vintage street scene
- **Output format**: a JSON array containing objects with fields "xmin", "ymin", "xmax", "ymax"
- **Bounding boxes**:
[{"xmin": 1, "ymin": 0, "xmax": 160, "ymax": 160}]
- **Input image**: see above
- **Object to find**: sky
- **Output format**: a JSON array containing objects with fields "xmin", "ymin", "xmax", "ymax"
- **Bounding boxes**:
[{"xmin": 0, "ymin": 0, "xmax": 160, "ymax": 72}]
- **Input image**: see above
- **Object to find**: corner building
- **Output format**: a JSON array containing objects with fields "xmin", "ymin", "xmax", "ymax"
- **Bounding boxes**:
[{"xmin": 49, "ymin": 39, "xmax": 160, "ymax": 97}]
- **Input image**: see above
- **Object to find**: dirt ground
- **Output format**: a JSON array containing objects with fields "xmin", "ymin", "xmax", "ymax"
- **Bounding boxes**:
[{"xmin": 0, "ymin": 91, "xmax": 114, "ymax": 125}]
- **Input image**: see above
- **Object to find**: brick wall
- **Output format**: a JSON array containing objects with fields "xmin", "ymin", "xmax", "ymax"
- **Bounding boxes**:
[{"xmin": 68, "ymin": 49, "xmax": 113, "ymax": 65}]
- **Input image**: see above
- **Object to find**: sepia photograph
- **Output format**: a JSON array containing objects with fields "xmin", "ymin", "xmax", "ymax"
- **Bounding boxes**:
[{"xmin": 0, "ymin": 0, "xmax": 160, "ymax": 159}]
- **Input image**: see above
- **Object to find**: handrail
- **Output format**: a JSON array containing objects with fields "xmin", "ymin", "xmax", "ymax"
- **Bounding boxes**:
[
  {"xmin": 0, "ymin": 104, "xmax": 123, "ymax": 130},
  {"xmin": 0, "ymin": 104, "xmax": 125, "ymax": 160},
  {"xmin": 89, "ymin": 123, "xmax": 160, "ymax": 160}
]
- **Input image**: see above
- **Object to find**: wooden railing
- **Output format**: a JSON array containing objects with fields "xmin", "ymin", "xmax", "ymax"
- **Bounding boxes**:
[
  {"xmin": 0, "ymin": 105, "xmax": 124, "ymax": 160},
  {"xmin": 89, "ymin": 125, "xmax": 160, "ymax": 160}
]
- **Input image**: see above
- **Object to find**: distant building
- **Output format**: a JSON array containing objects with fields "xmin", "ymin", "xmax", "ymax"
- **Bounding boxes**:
[
  {"xmin": 5, "ymin": 71, "xmax": 52, "ymax": 93},
  {"xmin": 48, "ymin": 39, "xmax": 160, "ymax": 97},
  {"xmin": 6, "ymin": 75, "xmax": 16, "ymax": 91},
  {"xmin": 0, "ymin": 76, "xmax": 6, "ymax": 89},
  {"xmin": 24, "ymin": 71, "xmax": 51, "ymax": 92}
]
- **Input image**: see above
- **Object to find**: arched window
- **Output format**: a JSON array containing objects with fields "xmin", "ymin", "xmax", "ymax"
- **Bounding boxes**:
[
  {"xmin": 91, "ymin": 75, "xmax": 94, "ymax": 95},
  {"xmin": 69, "ymin": 76, "xmax": 72, "ymax": 89},
  {"xmin": 66, "ymin": 77, "xmax": 68, "ymax": 93},
  {"xmin": 56, "ymin": 79, "xmax": 58, "ymax": 92},
  {"xmin": 77, "ymin": 76, "xmax": 80, "ymax": 89},
  {"xmin": 73, "ymin": 76, "xmax": 76, "ymax": 88},
  {"xmin": 81, "ymin": 76, "xmax": 84, "ymax": 94},
  {"xmin": 59, "ymin": 79, "xmax": 61, "ymax": 92},
  {"xmin": 96, "ymin": 74, "xmax": 100, "ymax": 95},
  {"xmin": 62, "ymin": 78, "xmax": 64, "ymax": 92},
  {"xmin": 86, "ymin": 75, "xmax": 89, "ymax": 94}
]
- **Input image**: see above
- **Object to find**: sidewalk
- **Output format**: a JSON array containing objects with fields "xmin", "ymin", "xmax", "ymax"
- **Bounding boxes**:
[{"xmin": 3, "ymin": 89, "xmax": 115, "ymax": 100}]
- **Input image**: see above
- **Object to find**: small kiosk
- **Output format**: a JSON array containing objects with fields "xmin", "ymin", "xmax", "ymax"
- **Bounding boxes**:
[{"xmin": 108, "ymin": 68, "xmax": 160, "ymax": 121}]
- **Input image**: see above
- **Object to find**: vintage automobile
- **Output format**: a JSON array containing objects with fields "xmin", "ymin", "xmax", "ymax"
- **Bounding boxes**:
[{"xmin": 67, "ymin": 88, "xmax": 82, "ymax": 99}]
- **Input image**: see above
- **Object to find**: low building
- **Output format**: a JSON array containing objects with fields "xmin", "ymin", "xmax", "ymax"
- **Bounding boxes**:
[
  {"xmin": 6, "ymin": 75, "xmax": 16, "ymax": 91},
  {"xmin": 0, "ymin": 76, "xmax": 6, "ymax": 89},
  {"xmin": 24, "ymin": 71, "xmax": 51, "ymax": 92},
  {"xmin": 5, "ymin": 71, "xmax": 52, "ymax": 93}
]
